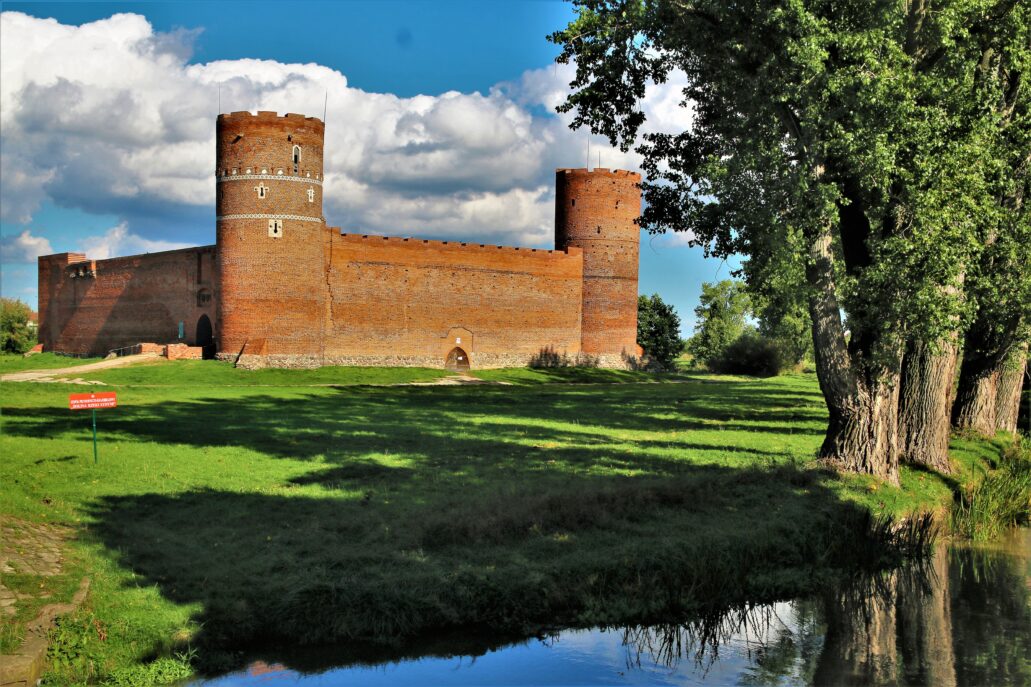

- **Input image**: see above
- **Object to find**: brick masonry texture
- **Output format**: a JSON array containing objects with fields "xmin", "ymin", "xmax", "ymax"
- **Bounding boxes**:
[
  {"xmin": 38, "ymin": 247, "xmax": 216, "ymax": 356},
  {"xmin": 39, "ymin": 112, "xmax": 643, "ymax": 369}
]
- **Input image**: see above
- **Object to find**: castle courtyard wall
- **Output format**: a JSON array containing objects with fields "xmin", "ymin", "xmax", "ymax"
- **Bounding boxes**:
[
  {"xmin": 312, "ymin": 233, "xmax": 585, "ymax": 369},
  {"xmin": 37, "ymin": 247, "xmax": 217, "ymax": 357}
]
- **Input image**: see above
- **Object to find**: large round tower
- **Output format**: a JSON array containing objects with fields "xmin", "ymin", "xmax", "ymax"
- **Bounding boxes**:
[
  {"xmin": 555, "ymin": 168, "xmax": 641, "ymax": 360},
  {"xmin": 215, "ymin": 111, "xmax": 326, "ymax": 363}
]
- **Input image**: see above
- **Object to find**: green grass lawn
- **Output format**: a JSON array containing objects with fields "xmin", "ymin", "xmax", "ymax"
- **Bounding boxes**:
[
  {"xmin": 80, "ymin": 357, "xmax": 453, "ymax": 386},
  {"xmin": 0, "ymin": 352, "xmax": 102, "ymax": 374},
  {"xmin": 0, "ymin": 360, "xmax": 1005, "ymax": 684}
]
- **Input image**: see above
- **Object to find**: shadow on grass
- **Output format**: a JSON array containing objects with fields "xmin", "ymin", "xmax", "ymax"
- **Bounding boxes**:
[
  {"xmin": 82, "ymin": 466, "xmax": 912, "ymax": 663},
  {"xmin": 3, "ymin": 376, "xmax": 828, "ymax": 464},
  {"xmin": 9, "ymin": 374, "xmax": 917, "ymax": 674}
]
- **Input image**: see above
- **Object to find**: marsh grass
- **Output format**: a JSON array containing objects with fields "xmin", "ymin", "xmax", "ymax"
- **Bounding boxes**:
[
  {"xmin": 0, "ymin": 361, "xmax": 999, "ymax": 683},
  {"xmin": 952, "ymin": 438, "xmax": 1031, "ymax": 540}
]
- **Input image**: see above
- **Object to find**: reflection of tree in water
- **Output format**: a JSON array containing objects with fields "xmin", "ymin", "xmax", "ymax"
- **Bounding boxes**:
[
  {"xmin": 949, "ymin": 536, "xmax": 1031, "ymax": 687},
  {"xmin": 814, "ymin": 546, "xmax": 955, "ymax": 686},
  {"xmin": 618, "ymin": 602, "xmax": 825, "ymax": 683},
  {"xmin": 613, "ymin": 539, "xmax": 1031, "ymax": 686}
]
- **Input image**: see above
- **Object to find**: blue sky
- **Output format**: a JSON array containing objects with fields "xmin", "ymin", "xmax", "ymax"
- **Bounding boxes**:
[{"xmin": 0, "ymin": 1, "xmax": 738, "ymax": 333}]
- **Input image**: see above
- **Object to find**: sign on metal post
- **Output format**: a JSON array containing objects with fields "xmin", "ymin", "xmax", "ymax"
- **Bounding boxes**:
[{"xmin": 69, "ymin": 392, "xmax": 117, "ymax": 464}]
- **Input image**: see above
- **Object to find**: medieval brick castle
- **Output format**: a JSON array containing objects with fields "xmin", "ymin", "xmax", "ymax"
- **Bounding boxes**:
[{"xmin": 37, "ymin": 111, "xmax": 641, "ymax": 369}]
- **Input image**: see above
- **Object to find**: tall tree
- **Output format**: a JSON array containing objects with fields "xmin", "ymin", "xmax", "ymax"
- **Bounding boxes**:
[
  {"xmin": 951, "ymin": 3, "xmax": 1031, "ymax": 435},
  {"xmin": 637, "ymin": 293, "xmax": 686, "ymax": 369},
  {"xmin": 686, "ymin": 280, "xmax": 751, "ymax": 367},
  {"xmin": 0, "ymin": 298, "xmax": 36, "ymax": 354},
  {"xmin": 552, "ymin": 0, "xmax": 1009, "ymax": 481}
]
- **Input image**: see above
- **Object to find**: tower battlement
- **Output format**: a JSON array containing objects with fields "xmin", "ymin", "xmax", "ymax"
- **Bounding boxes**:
[{"xmin": 218, "ymin": 111, "xmax": 325, "ymax": 126}]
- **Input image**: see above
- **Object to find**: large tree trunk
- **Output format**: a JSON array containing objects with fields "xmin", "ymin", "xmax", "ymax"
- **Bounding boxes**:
[
  {"xmin": 806, "ymin": 222, "xmax": 900, "ymax": 483},
  {"xmin": 821, "ymin": 376, "xmax": 902, "ymax": 482},
  {"xmin": 952, "ymin": 353, "xmax": 1001, "ymax": 435},
  {"xmin": 995, "ymin": 344, "xmax": 1028, "ymax": 434},
  {"xmin": 898, "ymin": 340, "xmax": 958, "ymax": 473}
]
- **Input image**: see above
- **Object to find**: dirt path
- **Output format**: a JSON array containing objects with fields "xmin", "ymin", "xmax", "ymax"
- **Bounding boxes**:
[
  {"xmin": 404, "ymin": 373, "xmax": 508, "ymax": 386},
  {"xmin": 1, "ymin": 353, "xmax": 161, "ymax": 384}
]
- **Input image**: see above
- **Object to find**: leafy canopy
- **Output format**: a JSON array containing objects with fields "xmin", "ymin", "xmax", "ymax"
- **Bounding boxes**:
[
  {"xmin": 552, "ymin": 0, "xmax": 1027, "ymax": 368},
  {"xmin": 1, "ymin": 298, "xmax": 36, "ymax": 354},
  {"xmin": 686, "ymin": 280, "xmax": 752, "ymax": 367},
  {"xmin": 637, "ymin": 293, "xmax": 686, "ymax": 369}
]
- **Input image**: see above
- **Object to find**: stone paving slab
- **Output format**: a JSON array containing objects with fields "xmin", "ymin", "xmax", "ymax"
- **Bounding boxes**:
[{"xmin": 0, "ymin": 518, "xmax": 87, "ymax": 687}]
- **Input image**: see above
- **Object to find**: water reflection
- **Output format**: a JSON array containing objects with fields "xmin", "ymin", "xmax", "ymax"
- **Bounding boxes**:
[{"xmin": 189, "ymin": 529, "xmax": 1030, "ymax": 686}]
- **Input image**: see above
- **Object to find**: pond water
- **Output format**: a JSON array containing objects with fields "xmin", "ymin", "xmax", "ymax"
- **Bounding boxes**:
[{"xmin": 189, "ymin": 529, "xmax": 1030, "ymax": 686}]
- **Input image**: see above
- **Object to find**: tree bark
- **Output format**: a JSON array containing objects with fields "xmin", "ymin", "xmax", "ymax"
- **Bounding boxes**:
[
  {"xmin": 995, "ymin": 344, "xmax": 1028, "ymax": 434},
  {"xmin": 806, "ymin": 221, "xmax": 900, "ymax": 484},
  {"xmin": 952, "ymin": 354, "xmax": 1001, "ymax": 435},
  {"xmin": 898, "ymin": 340, "xmax": 958, "ymax": 473}
]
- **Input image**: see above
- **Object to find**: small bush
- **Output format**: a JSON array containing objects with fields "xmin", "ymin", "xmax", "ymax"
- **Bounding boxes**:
[
  {"xmin": 709, "ymin": 332, "xmax": 783, "ymax": 377},
  {"xmin": 529, "ymin": 345, "xmax": 598, "ymax": 369}
]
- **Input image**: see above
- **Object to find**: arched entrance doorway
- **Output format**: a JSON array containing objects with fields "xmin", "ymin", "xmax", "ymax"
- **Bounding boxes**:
[
  {"xmin": 445, "ymin": 347, "xmax": 470, "ymax": 371},
  {"xmin": 195, "ymin": 314, "xmax": 214, "ymax": 359}
]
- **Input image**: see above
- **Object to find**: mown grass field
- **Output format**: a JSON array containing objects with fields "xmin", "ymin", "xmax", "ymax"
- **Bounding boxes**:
[
  {"xmin": 0, "ymin": 352, "xmax": 101, "ymax": 374},
  {"xmin": 0, "ymin": 356, "xmax": 1003, "ymax": 684}
]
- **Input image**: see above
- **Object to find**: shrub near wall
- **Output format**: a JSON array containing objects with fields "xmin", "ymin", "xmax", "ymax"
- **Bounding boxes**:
[{"xmin": 710, "ymin": 332, "xmax": 783, "ymax": 377}]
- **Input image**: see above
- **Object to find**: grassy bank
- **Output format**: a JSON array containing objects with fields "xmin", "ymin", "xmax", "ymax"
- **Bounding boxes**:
[
  {"xmin": 0, "ymin": 352, "xmax": 102, "ymax": 374},
  {"xmin": 0, "ymin": 361, "xmax": 1011, "ymax": 684}
]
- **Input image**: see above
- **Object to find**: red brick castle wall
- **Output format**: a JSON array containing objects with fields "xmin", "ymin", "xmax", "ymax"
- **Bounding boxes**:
[
  {"xmin": 38, "ymin": 111, "xmax": 643, "ymax": 369},
  {"xmin": 37, "ymin": 247, "xmax": 216, "ymax": 356},
  {"xmin": 321, "ymin": 234, "xmax": 584, "ymax": 368}
]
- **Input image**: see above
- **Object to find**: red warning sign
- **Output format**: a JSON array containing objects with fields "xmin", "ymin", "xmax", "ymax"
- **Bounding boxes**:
[{"xmin": 69, "ymin": 392, "xmax": 117, "ymax": 410}]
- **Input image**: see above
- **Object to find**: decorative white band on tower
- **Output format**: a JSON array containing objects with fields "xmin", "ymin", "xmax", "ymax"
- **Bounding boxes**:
[
  {"xmin": 217, "ymin": 174, "xmax": 323, "ymax": 186},
  {"xmin": 216, "ymin": 214, "xmax": 324, "ymax": 223}
]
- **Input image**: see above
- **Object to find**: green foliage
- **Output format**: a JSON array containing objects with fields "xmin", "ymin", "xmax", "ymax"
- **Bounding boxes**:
[
  {"xmin": 754, "ymin": 288, "xmax": 813, "ymax": 368},
  {"xmin": 103, "ymin": 655, "xmax": 195, "ymax": 687},
  {"xmin": 528, "ymin": 345, "xmax": 599, "ymax": 369},
  {"xmin": 1, "ymin": 298, "xmax": 36, "ymax": 354},
  {"xmin": 686, "ymin": 280, "xmax": 752, "ymax": 367},
  {"xmin": 551, "ymin": 0, "xmax": 1029, "ymax": 381},
  {"xmin": 637, "ymin": 293, "xmax": 685, "ymax": 369},
  {"xmin": 711, "ymin": 331, "xmax": 785, "ymax": 378},
  {"xmin": 46, "ymin": 614, "xmax": 103, "ymax": 683}
]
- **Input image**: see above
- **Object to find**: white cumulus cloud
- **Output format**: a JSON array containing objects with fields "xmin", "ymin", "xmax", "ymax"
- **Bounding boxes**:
[
  {"xmin": 0, "ymin": 11, "xmax": 696, "ymax": 251},
  {"xmin": 0, "ymin": 229, "xmax": 54, "ymax": 262},
  {"xmin": 77, "ymin": 222, "xmax": 191, "ymax": 260}
]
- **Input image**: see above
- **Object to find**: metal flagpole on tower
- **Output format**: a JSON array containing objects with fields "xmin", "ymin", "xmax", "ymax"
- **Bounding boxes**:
[{"xmin": 323, "ymin": 91, "xmax": 328, "ymax": 123}]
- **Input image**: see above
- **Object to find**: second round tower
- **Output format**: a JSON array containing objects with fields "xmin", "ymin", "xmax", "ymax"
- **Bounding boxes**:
[{"xmin": 554, "ymin": 168, "xmax": 641, "ymax": 359}]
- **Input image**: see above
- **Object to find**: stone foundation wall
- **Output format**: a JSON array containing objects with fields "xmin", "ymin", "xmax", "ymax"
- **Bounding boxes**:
[{"xmin": 220, "ymin": 350, "xmax": 638, "ymax": 371}]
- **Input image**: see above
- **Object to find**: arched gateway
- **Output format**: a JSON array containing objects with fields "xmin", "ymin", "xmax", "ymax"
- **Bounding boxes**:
[
  {"xmin": 445, "ymin": 347, "xmax": 470, "ymax": 371},
  {"xmin": 195, "ymin": 314, "xmax": 214, "ymax": 359}
]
